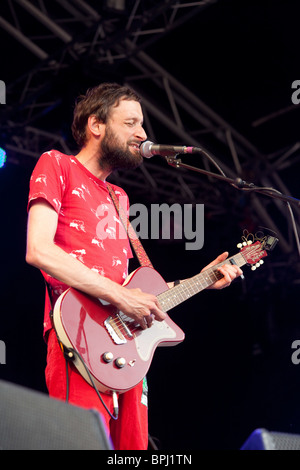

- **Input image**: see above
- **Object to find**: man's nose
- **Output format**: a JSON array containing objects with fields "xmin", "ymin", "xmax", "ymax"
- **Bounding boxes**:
[{"xmin": 135, "ymin": 125, "xmax": 147, "ymax": 141}]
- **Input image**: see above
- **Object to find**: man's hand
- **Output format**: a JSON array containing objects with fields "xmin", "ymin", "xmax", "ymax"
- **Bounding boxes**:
[
  {"xmin": 113, "ymin": 285, "xmax": 167, "ymax": 330},
  {"xmin": 202, "ymin": 251, "xmax": 243, "ymax": 290}
]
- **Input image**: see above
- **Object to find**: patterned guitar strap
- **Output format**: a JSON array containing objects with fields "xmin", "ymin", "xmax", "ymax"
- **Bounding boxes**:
[{"xmin": 106, "ymin": 182, "xmax": 153, "ymax": 269}]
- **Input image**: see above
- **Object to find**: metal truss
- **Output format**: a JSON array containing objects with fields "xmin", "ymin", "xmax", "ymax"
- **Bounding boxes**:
[
  {"xmin": 1, "ymin": 0, "xmax": 215, "ymax": 125},
  {"xmin": 122, "ymin": 49, "xmax": 300, "ymax": 253},
  {"xmin": 0, "ymin": 0, "xmax": 299, "ymax": 283}
]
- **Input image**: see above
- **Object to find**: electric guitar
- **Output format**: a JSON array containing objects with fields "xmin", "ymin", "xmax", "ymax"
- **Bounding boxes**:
[{"xmin": 53, "ymin": 233, "xmax": 278, "ymax": 394}]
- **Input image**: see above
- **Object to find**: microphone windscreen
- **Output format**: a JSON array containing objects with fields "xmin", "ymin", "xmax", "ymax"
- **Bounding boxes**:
[{"xmin": 139, "ymin": 141, "xmax": 154, "ymax": 158}]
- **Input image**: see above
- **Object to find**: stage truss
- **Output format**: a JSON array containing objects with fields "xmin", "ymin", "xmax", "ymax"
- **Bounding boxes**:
[{"xmin": 0, "ymin": 0, "xmax": 299, "ymax": 287}]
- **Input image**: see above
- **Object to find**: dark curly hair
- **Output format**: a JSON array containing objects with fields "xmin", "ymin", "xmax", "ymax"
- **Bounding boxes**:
[{"xmin": 71, "ymin": 82, "xmax": 141, "ymax": 148}]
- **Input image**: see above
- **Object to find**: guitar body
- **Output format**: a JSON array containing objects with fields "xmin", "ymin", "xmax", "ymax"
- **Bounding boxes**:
[
  {"xmin": 53, "ymin": 235, "xmax": 277, "ymax": 394},
  {"xmin": 53, "ymin": 266, "xmax": 185, "ymax": 394}
]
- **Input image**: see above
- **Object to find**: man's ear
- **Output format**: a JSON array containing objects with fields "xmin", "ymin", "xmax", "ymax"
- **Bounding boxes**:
[{"xmin": 87, "ymin": 115, "xmax": 105, "ymax": 138}]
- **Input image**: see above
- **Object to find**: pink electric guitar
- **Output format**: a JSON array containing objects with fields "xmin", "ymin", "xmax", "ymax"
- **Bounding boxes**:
[{"xmin": 53, "ymin": 233, "xmax": 278, "ymax": 394}]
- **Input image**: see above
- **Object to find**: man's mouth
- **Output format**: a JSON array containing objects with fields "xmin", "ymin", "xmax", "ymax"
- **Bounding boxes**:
[{"xmin": 129, "ymin": 142, "xmax": 141, "ymax": 153}]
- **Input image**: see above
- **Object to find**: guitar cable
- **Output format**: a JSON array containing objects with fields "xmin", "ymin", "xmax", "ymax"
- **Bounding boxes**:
[
  {"xmin": 46, "ymin": 283, "xmax": 162, "ymax": 447},
  {"xmin": 46, "ymin": 281, "xmax": 119, "ymax": 421},
  {"xmin": 62, "ymin": 345, "xmax": 119, "ymax": 420}
]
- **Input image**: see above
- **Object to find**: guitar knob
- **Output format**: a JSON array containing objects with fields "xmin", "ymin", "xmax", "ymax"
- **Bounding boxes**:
[
  {"xmin": 102, "ymin": 352, "xmax": 114, "ymax": 363},
  {"xmin": 115, "ymin": 357, "xmax": 126, "ymax": 368}
]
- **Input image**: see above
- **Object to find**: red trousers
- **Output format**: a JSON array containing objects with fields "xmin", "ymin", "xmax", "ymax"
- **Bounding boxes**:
[{"xmin": 45, "ymin": 329, "xmax": 148, "ymax": 450}]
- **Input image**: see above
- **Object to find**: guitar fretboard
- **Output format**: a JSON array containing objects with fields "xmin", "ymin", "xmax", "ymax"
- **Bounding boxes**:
[{"xmin": 157, "ymin": 253, "xmax": 245, "ymax": 312}]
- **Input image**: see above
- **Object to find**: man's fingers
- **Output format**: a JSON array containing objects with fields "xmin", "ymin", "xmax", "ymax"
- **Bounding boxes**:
[
  {"xmin": 215, "ymin": 251, "xmax": 229, "ymax": 264},
  {"xmin": 123, "ymin": 289, "xmax": 166, "ymax": 329},
  {"xmin": 143, "ymin": 313, "xmax": 155, "ymax": 328},
  {"xmin": 217, "ymin": 264, "xmax": 243, "ymax": 287},
  {"xmin": 201, "ymin": 252, "xmax": 229, "ymax": 271}
]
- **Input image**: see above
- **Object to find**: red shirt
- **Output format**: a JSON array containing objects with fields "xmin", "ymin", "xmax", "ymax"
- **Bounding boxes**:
[{"xmin": 28, "ymin": 150, "xmax": 132, "ymax": 337}]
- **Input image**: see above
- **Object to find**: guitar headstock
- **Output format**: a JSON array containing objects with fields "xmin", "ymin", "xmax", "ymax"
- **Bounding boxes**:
[{"xmin": 237, "ymin": 230, "xmax": 278, "ymax": 270}]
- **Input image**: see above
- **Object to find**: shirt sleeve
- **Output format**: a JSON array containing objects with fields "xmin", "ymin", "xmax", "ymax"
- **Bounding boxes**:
[{"xmin": 27, "ymin": 150, "xmax": 66, "ymax": 214}]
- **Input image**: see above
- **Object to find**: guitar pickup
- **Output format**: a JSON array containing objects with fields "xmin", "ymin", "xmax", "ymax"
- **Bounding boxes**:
[{"xmin": 104, "ymin": 316, "xmax": 127, "ymax": 345}]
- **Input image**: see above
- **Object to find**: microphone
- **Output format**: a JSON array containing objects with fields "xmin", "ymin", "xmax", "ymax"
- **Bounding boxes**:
[{"xmin": 140, "ymin": 141, "xmax": 196, "ymax": 158}]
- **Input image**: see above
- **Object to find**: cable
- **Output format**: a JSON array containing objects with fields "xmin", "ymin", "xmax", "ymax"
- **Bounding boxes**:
[
  {"xmin": 65, "ymin": 355, "xmax": 69, "ymax": 402},
  {"xmin": 192, "ymin": 148, "xmax": 300, "ymax": 258},
  {"xmin": 194, "ymin": 146, "xmax": 227, "ymax": 177},
  {"xmin": 63, "ymin": 346, "xmax": 119, "ymax": 421},
  {"xmin": 237, "ymin": 185, "xmax": 300, "ymax": 258}
]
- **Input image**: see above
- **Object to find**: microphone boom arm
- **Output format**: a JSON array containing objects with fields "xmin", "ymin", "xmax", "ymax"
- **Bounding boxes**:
[
  {"xmin": 164, "ymin": 154, "xmax": 300, "ymax": 208},
  {"xmin": 141, "ymin": 140, "xmax": 300, "ymax": 256}
]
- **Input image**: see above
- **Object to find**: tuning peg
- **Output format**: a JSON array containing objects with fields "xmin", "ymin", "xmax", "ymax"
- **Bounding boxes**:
[
  {"xmin": 237, "ymin": 243, "xmax": 243, "ymax": 249},
  {"xmin": 247, "ymin": 240, "xmax": 253, "ymax": 245},
  {"xmin": 251, "ymin": 265, "xmax": 256, "ymax": 271}
]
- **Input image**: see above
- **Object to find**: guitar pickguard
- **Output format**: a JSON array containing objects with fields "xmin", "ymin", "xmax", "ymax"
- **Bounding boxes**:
[
  {"xmin": 134, "ymin": 320, "xmax": 177, "ymax": 361},
  {"xmin": 54, "ymin": 266, "xmax": 185, "ymax": 393}
]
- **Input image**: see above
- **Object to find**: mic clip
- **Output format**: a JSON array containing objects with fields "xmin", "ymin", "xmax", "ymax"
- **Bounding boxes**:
[{"xmin": 164, "ymin": 155, "xmax": 182, "ymax": 167}]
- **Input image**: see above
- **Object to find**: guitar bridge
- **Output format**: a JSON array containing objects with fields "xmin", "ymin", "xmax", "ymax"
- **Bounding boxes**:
[{"xmin": 104, "ymin": 315, "xmax": 127, "ymax": 345}]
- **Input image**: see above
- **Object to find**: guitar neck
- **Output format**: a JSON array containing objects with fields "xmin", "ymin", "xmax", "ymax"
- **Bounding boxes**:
[{"xmin": 158, "ymin": 252, "xmax": 246, "ymax": 312}]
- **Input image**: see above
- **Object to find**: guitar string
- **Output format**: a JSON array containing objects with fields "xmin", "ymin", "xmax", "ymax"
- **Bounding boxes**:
[
  {"xmin": 158, "ymin": 253, "xmax": 244, "ymax": 309},
  {"xmin": 107, "ymin": 245, "xmax": 262, "ymax": 335},
  {"xmin": 107, "ymin": 257, "xmax": 232, "ymax": 333},
  {"xmin": 157, "ymin": 243, "xmax": 262, "ymax": 309},
  {"xmin": 109, "ymin": 261, "xmax": 230, "ymax": 331},
  {"xmin": 108, "ymin": 314, "xmax": 139, "ymax": 338}
]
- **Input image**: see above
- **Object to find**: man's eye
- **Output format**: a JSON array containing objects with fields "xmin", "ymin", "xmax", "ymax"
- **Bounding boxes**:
[{"xmin": 125, "ymin": 121, "xmax": 135, "ymax": 126}]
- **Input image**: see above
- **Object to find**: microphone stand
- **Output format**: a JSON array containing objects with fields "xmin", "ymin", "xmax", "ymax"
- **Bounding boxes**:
[
  {"xmin": 164, "ymin": 155, "xmax": 300, "ymax": 208},
  {"xmin": 163, "ymin": 152, "xmax": 300, "ymax": 256}
]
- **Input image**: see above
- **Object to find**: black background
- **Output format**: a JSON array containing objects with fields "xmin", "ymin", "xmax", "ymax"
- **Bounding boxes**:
[{"xmin": 1, "ymin": 0, "xmax": 300, "ymax": 450}]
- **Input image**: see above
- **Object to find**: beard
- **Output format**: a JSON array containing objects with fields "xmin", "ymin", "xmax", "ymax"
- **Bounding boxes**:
[{"xmin": 99, "ymin": 125, "xmax": 143, "ymax": 172}]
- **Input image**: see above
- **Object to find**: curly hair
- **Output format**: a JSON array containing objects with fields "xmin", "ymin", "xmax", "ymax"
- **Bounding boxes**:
[{"xmin": 71, "ymin": 82, "xmax": 141, "ymax": 148}]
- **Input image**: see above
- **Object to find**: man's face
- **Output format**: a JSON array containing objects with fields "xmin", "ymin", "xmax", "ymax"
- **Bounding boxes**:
[{"xmin": 99, "ymin": 99, "xmax": 147, "ymax": 171}]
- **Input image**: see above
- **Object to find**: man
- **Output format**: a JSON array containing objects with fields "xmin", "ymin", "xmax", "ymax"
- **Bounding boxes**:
[{"xmin": 26, "ymin": 83, "xmax": 242, "ymax": 450}]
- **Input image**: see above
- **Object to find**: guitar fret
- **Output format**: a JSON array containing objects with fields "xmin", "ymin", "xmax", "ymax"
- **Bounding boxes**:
[
  {"xmin": 158, "ymin": 252, "xmax": 248, "ymax": 312},
  {"xmin": 54, "ymin": 240, "xmax": 269, "ymax": 395}
]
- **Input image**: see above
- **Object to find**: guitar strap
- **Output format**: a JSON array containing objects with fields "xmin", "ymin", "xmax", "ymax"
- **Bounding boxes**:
[
  {"xmin": 106, "ymin": 182, "xmax": 153, "ymax": 269},
  {"xmin": 46, "ymin": 184, "xmax": 153, "ymax": 325},
  {"xmin": 106, "ymin": 183, "xmax": 156, "ymax": 429}
]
